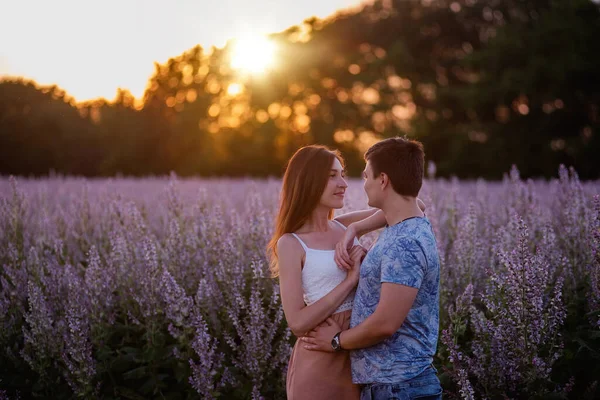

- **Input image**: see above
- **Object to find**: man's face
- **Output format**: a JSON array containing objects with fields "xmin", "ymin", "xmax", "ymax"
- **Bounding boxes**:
[{"xmin": 363, "ymin": 160, "xmax": 380, "ymax": 208}]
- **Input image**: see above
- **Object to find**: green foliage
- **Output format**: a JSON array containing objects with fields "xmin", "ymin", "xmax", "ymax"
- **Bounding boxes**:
[{"xmin": 0, "ymin": 0, "xmax": 599, "ymax": 179}]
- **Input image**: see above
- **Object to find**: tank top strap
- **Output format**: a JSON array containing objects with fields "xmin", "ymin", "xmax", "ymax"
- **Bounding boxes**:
[
  {"xmin": 333, "ymin": 219, "xmax": 360, "ymax": 246},
  {"xmin": 290, "ymin": 233, "xmax": 310, "ymax": 252}
]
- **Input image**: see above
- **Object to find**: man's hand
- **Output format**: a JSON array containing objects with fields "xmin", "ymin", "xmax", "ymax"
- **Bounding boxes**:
[
  {"xmin": 335, "ymin": 224, "xmax": 358, "ymax": 270},
  {"xmin": 301, "ymin": 317, "xmax": 343, "ymax": 352}
]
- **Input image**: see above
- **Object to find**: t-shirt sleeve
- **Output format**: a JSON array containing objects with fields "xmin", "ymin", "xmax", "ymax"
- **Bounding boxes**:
[{"xmin": 380, "ymin": 238, "xmax": 427, "ymax": 289}]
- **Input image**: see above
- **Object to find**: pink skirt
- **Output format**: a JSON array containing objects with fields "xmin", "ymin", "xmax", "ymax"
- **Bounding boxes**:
[{"xmin": 286, "ymin": 309, "xmax": 360, "ymax": 400}]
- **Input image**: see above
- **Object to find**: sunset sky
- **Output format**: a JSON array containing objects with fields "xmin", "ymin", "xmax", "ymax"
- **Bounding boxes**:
[{"xmin": 0, "ymin": 0, "xmax": 364, "ymax": 102}]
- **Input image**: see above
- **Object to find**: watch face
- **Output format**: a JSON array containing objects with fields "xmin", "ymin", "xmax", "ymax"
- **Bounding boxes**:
[{"xmin": 331, "ymin": 334, "xmax": 340, "ymax": 350}]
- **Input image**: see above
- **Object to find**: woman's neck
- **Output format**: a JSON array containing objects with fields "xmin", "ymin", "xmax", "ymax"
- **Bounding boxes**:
[{"xmin": 300, "ymin": 206, "xmax": 331, "ymax": 233}]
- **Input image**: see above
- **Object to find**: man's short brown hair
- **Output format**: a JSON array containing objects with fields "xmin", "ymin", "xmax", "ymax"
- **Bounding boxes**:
[{"xmin": 364, "ymin": 137, "xmax": 424, "ymax": 197}]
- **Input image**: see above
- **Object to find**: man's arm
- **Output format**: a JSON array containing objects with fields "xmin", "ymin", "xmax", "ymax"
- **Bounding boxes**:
[
  {"xmin": 303, "ymin": 239, "xmax": 425, "ymax": 352},
  {"xmin": 302, "ymin": 283, "xmax": 418, "ymax": 351},
  {"xmin": 339, "ymin": 283, "xmax": 418, "ymax": 349}
]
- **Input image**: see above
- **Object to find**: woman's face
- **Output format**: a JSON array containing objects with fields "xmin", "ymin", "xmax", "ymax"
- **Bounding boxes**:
[{"xmin": 319, "ymin": 157, "xmax": 347, "ymax": 209}]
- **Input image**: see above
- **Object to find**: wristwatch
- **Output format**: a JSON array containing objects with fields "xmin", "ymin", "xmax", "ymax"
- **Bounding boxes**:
[{"xmin": 331, "ymin": 331, "xmax": 343, "ymax": 352}]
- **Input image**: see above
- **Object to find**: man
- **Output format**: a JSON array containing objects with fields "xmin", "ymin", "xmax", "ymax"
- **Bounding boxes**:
[{"xmin": 301, "ymin": 137, "xmax": 442, "ymax": 400}]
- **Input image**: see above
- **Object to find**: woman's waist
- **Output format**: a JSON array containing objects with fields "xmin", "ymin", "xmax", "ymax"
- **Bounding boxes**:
[{"xmin": 303, "ymin": 289, "xmax": 355, "ymax": 311}]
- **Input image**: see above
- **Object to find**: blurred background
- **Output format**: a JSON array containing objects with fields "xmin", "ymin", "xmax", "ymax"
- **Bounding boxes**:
[{"xmin": 1, "ymin": 0, "xmax": 599, "ymax": 179}]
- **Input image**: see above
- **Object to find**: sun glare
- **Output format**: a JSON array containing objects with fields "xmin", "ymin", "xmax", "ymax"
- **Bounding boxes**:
[
  {"xmin": 227, "ymin": 83, "xmax": 243, "ymax": 96},
  {"xmin": 229, "ymin": 35, "xmax": 277, "ymax": 74}
]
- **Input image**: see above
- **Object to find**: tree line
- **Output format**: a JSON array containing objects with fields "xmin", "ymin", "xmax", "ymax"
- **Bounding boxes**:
[{"xmin": 1, "ymin": 0, "xmax": 599, "ymax": 179}]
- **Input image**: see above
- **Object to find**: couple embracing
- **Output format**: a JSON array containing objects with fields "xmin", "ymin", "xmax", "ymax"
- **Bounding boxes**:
[{"xmin": 267, "ymin": 137, "xmax": 442, "ymax": 400}]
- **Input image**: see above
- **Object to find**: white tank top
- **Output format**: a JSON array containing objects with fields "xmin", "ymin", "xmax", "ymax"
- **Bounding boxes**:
[{"xmin": 291, "ymin": 219, "xmax": 359, "ymax": 314}]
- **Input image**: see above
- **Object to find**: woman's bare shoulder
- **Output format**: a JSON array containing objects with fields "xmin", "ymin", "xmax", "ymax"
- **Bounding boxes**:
[
  {"xmin": 277, "ymin": 233, "xmax": 303, "ymax": 253},
  {"xmin": 277, "ymin": 234, "xmax": 304, "ymax": 272}
]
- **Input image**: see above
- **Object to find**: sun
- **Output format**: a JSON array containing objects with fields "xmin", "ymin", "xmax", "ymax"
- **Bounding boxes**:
[{"xmin": 229, "ymin": 35, "xmax": 277, "ymax": 74}]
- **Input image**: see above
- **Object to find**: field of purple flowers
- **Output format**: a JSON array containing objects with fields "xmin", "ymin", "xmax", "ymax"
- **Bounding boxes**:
[{"xmin": 1, "ymin": 166, "xmax": 599, "ymax": 400}]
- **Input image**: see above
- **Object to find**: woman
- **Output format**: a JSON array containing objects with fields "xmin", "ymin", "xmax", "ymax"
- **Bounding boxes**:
[{"xmin": 267, "ymin": 145, "xmax": 387, "ymax": 399}]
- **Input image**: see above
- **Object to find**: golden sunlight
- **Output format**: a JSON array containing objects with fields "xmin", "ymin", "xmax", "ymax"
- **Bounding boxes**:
[
  {"xmin": 229, "ymin": 35, "xmax": 277, "ymax": 74},
  {"xmin": 227, "ymin": 83, "xmax": 243, "ymax": 96}
]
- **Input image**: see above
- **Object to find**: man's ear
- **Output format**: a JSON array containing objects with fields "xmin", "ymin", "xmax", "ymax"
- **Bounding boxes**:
[{"xmin": 380, "ymin": 172, "xmax": 389, "ymax": 190}]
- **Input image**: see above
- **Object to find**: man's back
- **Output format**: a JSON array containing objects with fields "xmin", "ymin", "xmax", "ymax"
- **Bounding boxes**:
[{"xmin": 350, "ymin": 216, "xmax": 440, "ymax": 384}]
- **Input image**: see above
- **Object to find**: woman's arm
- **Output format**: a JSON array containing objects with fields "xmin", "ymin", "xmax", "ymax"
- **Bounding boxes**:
[
  {"xmin": 277, "ymin": 235, "xmax": 362, "ymax": 337},
  {"xmin": 333, "ymin": 211, "xmax": 386, "ymax": 270},
  {"xmin": 349, "ymin": 209, "xmax": 386, "ymax": 239},
  {"xmin": 334, "ymin": 198, "xmax": 425, "ymax": 232},
  {"xmin": 334, "ymin": 208, "xmax": 379, "ymax": 228},
  {"xmin": 417, "ymin": 198, "xmax": 426, "ymax": 213},
  {"xmin": 334, "ymin": 199, "xmax": 426, "ymax": 269}
]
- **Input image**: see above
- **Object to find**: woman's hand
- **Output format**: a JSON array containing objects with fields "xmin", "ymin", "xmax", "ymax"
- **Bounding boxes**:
[
  {"xmin": 335, "ymin": 224, "xmax": 358, "ymax": 270},
  {"xmin": 345, "ymin": 245, "xmax": 367, "ymax": 285}
]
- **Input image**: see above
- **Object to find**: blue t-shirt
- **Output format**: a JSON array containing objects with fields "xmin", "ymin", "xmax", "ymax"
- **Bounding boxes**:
[{"xmin": 350, "ymin": 216, "xmax": 440, "ymax": 384}]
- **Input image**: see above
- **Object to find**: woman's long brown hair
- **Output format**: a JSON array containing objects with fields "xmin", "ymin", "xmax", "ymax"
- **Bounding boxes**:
[{"xmin": 267, "ymin": 145, "xmax": 344, "ymax": 277}]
